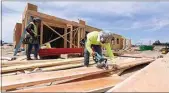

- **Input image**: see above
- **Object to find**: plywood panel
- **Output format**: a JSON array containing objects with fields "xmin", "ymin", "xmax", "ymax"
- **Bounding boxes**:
[
  {"xmin": 2, "ymin": 58, "xmax": 154, "ymax": 90},
  {"xmin": 2, "ymin": 67, "xmax": 110, "ymax": 90},
  {"xmin": 108, "ymin": 54, "xmax": 169, "ymax": 92},
  {"xmin": 15, "ymin": 76, "xmax": 123, "ymax": 92}
]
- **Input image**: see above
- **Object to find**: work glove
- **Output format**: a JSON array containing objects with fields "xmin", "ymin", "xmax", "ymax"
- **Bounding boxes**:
[
  {"xmin": 111, "ymin": 59, "xmax": 119, "ymax": 70},
  {"xmin": 112, "ymin": 63, "xmax": 119, "ymax": 70}
]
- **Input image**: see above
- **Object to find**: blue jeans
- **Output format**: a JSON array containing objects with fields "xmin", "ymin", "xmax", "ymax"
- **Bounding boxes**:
[
  {"xmin": 84, "ymin": 45, "xmax": 102, "ymax": 66},
  {"xmin": 26, "ymin": 44, "xmax": 39, "ymax": 59}
]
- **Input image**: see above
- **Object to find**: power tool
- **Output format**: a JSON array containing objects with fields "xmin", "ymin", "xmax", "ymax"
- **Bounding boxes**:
[{"xmin": 93, "ymin": 52, "xmax": 109, "ymax": 69}]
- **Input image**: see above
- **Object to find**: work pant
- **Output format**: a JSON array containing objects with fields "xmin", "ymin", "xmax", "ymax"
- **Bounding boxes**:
[
  {"xmin": 26, "ymin": 44, "xmax": 39, "ymax": 59},
  {"xmin": 84, "ymin": 45, "xmax": 102, "ymax": 66}
]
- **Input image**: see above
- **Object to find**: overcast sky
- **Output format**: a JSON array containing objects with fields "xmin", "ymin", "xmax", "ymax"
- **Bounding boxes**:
[{"xmin": 1, "ymin": 1, "xmax": 169, "ymax": 44}]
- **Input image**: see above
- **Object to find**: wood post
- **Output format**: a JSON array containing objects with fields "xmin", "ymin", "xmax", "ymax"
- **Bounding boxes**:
[
  {"xmin": 40, "ymin": 21, "xmax": 43, "ymax": 45},
  {"xmin": 64, "ymin": 27, "xmax": 67, "ymax": 48},
  {"xmin": 70, "ymin": 25, "xmax": 73, "ymax": 48},
  {"xmin": 78, "ymin": 28, "xmax": 81, "ymax": 48},
  {"xmin": 24, "ymin": 13, "xmax": 29, "ymax": 50}
]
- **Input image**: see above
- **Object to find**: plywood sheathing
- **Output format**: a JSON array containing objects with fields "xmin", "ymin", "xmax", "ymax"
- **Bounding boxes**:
[
  {"xmin": 107, "ymin": 54, "xmax": 169, "ymax": 92},
  {"xmin": 15, "ymin": 76, "xmax": 123, "ymax": 92},
  {"xmin": 2, "ymin": 67, "xmax": 111, "ymax": 90},
  {"xmin": 2, "ymin": 58, "xmax": 154, "ymax": 91}
]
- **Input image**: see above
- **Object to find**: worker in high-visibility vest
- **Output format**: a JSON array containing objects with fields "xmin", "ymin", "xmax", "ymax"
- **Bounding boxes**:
[
  {"xmin": 25, "ymin": 18, "xmax": 41, "ymax": 60},
  {"xmin": 84, "ymin": 31, "xmax": 118, "ymax": 68}
]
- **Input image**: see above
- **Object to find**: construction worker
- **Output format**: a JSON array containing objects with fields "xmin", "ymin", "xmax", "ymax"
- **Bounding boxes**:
[
  {"xmin": 84, "ymin": 31, "xmax": 118, "ymax": 68},
  {"xmin": 25, "ymin": 17, "xmax": 41, "ymax": 60}
]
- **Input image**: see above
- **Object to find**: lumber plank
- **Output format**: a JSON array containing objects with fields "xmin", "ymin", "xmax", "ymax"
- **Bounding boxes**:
[
  {"xmin": 2, "ymin": 57, "xmax": 89, "ymax": 66},
  {"xmin": 14, "ymin": 76, "xmax": 123, "ymax": 92},
  {"xmin": 2, "ymin": 58, "xmax": 154, "ymax": 90},
  {"xmin": 107, "ymin": 54, "xmax": 169, "ymax": 92},
  {"xmin": 40, "ymin": 21, "xmax": 43, "ymax": 45},
  {"xmin": 69, "ymin": 25, "xmax": 73, "ymax": 48},
  {"xmin": 2, "ymin": 58, "xmax": 85, "ymax": 73},
  {"xmin": 114, "ymin": 58, "xmax": 154, "ymax": 69},
  {"xmin": 2, "ymin": 67, "xmax": 110, "ymax": 90},
  {"xmin": 64, "ymin": 27, "xmax": 67, "ymax": 48},
  {"xmin": 27, "ymin": 10, "xmax": 84, "ymax": 27},
  {"xmin": 41, "ymin": 61, "xmax": 94, "ymax": 71},
  {"xmin": 119, "ymin": 54, "xmax": 154, "ymax": 59}
]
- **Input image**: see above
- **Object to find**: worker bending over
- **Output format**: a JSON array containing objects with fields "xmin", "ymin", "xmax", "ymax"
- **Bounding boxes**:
[
  {"xmin": 24, "ymin": 17, "xmax": 41, "ymax": 60},
  {"xmin": 84, "ymin": 31, "xmax": 117, "ymax": 68}
]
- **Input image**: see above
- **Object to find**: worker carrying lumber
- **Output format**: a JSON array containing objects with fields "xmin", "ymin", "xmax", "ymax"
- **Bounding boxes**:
[
  {"xmin": 23, "ymin": 17, "xmax": 41, "ymax": 60},
  {"xmin": 83, "ymin": 31, "xmax": 118, "ymax": 69}
]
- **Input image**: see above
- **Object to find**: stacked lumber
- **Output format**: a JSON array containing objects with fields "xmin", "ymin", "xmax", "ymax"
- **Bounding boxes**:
[
  {"xmin": 107, "ymin": 53, "xmax": 169, "ymax": 92},
  {"xmin": 2, "ymin": 57, "xmax": 154, "ymax": 91},
  {"xmin": 1, "ymin": 58, "xmax": 93, "ymax": 73}
]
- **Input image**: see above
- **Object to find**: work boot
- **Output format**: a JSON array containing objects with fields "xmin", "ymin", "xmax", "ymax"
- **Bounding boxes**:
[
  {"xmin": 34, "ymin": 57, "xmax": 38, "ymax": 60},
  {"xmin": 84, "ymin": 64, "xmax": 89, "ymax": 67},
  {"xmin": 27, "ymin": 57, "xmax": 32, "ymax": 60},
  {"xmin": 34, "ymin": 55, "xmax": 38, "ymax": 60}
]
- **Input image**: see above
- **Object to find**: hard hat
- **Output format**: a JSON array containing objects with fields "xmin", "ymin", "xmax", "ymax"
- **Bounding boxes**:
[
  {"xmin": 100, "ymin": 31, "xmax": 114, "ymax": 43},
  {"xmin": 33, "ymin": 17, "xmax": 41, "ymax": 23}
]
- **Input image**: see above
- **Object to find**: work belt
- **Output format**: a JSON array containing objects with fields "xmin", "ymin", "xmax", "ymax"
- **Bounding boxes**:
[{"xmin": 23, "ymin": 36, "xmax": 39, "ymax": 44}]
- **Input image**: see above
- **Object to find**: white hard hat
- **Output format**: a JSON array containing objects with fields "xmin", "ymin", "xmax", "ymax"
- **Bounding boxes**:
[{"xmin": 100, "ymin": 31, "xmax": 113, "ymax": 43}]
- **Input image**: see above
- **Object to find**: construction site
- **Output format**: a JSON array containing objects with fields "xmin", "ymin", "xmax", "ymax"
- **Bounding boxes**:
[{"xmin": 1, "ymin": 3, "xmax": 169, "ymax": 92}]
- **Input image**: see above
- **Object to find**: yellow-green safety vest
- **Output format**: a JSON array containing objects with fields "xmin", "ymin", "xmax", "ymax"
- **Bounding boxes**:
[
  {"xmin": 30, "ymin": 22, "xmax": 38, "ymax": 37},
  {"xmin": 85, "ymin": 31, "xmax": 115, "ymax": 63}
]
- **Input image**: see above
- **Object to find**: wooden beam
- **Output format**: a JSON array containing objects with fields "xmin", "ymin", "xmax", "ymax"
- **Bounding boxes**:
[
  {"xmin": 27, "ymin": 10, "xmax": 84, "ymax": 27},
  {"xmin": 77, "ymin": 28, "xmax": 81, "ymax": 48},
  {"xmin": 40, "ymin": 22, "xmax": 43, "ymax": 45},
  {"xmin": 69, "ymin": 25, "xmax": 73, "ymax": 48},
  {"xmin": 43, "ymin": 21, "xmax": 66, "ymax": 28},
  {"xmin": 15, "ymin": 76, "xmax": 123, "ymax": 92},
  {"xmin": 64, "ymin": 27, "xmax": 67, "ymax": 48}
]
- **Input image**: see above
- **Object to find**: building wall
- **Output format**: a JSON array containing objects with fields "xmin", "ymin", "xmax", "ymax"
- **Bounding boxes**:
[{"xmin": 111, "ymin": 34, "xmax": 124, "ymax": 50}]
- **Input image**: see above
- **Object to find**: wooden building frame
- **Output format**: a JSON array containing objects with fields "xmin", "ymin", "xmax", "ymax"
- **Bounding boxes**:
[{"xmin": 21, "ymin": 3, "xmax": 102, "ymax": 49}]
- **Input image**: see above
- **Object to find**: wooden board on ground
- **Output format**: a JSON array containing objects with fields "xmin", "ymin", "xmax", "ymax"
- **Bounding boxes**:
[
  {"xmin": 114, "ymin": 58, "xmax": 154, "ymax": 70},
  {"xmin": 14, "ymin": 76, "xmax": 123, "ymax": 92},
  {"xmin": 41, "ymin": 62, "xmax": 94, "ymax": 71},
  {"xmin": 2, "ymin": 67, "xmax": 110, "ymax": 91},
  {"xmin": 2, "ymin": 57, "xmax": 84, "ymax": 66},
  {"xmin": 119, "ymin": 54, "xmax": 155, "ymax": 58},
  {"xmin": 2, "ymin": 58, "xmax": 85, "ymax": 73},
  {"xmin": 107, "ymin": 54, "xmax": 169, "ymax": 92},
  {"xmin": 2, "ymin": 58, "xmax": 154, "ymax": 91}
]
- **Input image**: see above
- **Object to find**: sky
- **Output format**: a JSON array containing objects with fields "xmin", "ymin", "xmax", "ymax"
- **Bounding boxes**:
[{"xmin": 1, "ymin": 1, "xmax": 169, "ymax": 45}]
